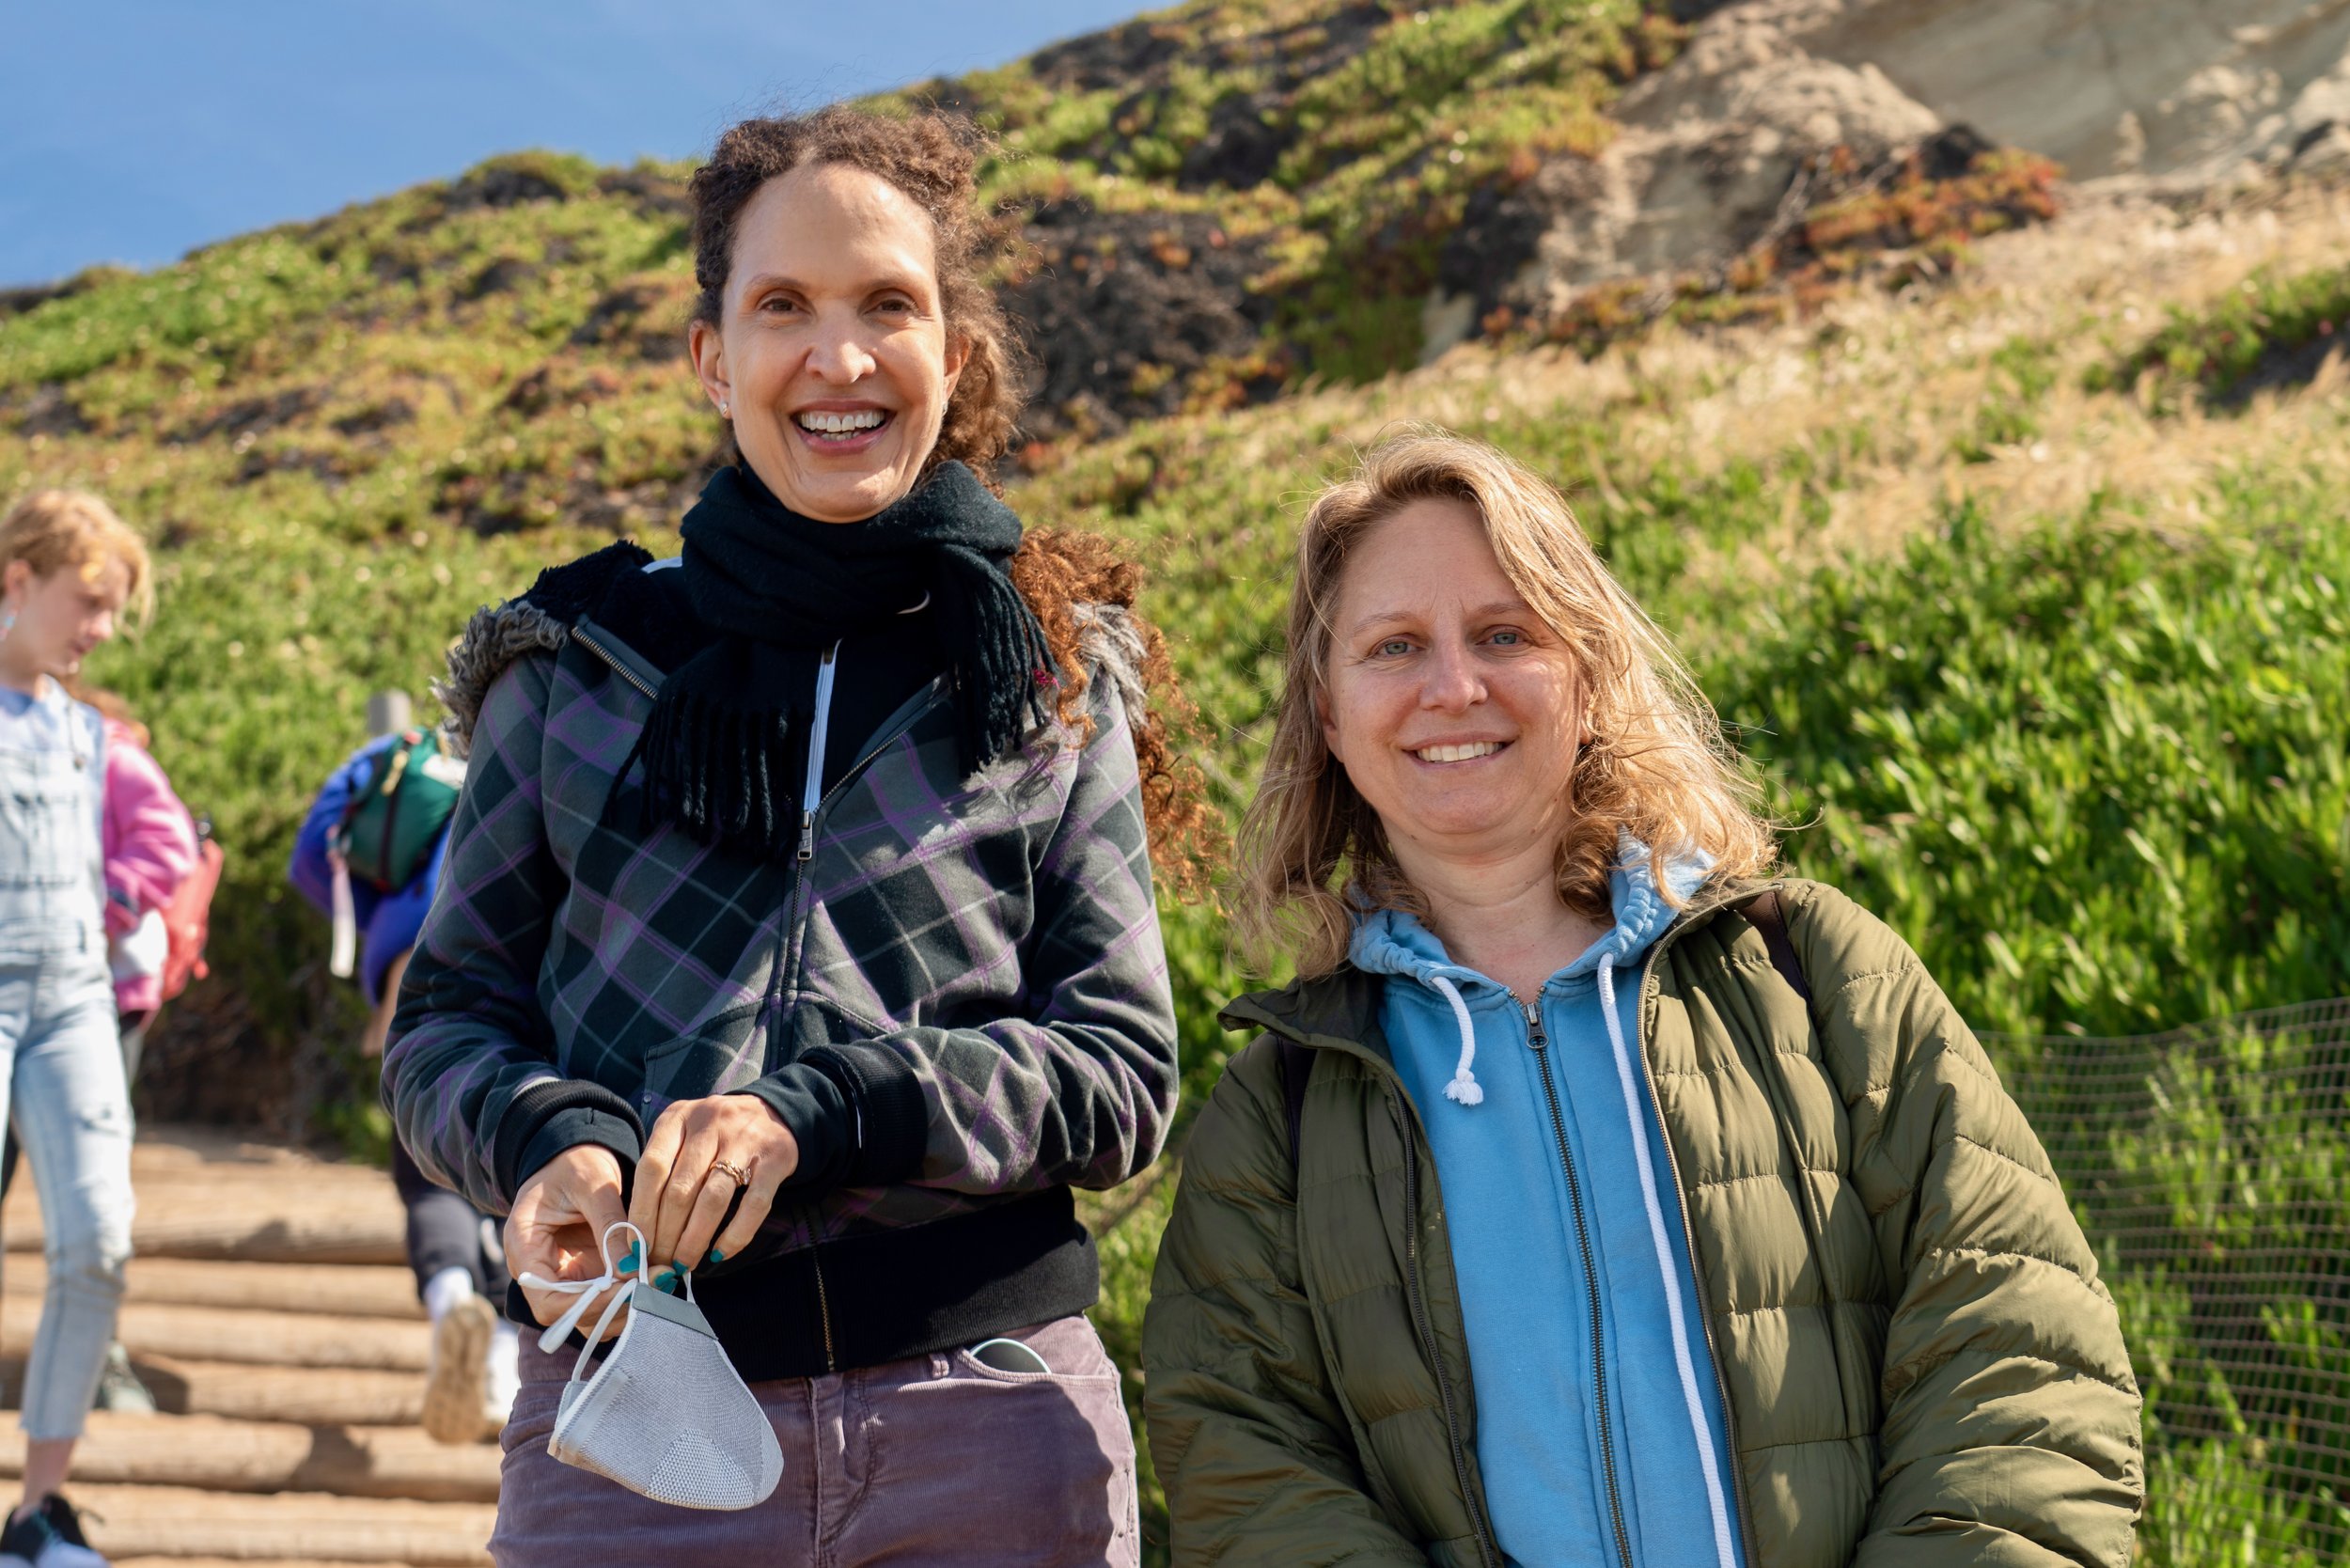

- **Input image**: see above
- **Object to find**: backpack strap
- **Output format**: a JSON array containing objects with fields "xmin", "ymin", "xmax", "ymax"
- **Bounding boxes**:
[
  {"xmin": 1741, "ymin": 887, "xmax": 1811, "ymax": 1003},
  {"xmin": 1277, "ymin": 1038, "xmax": 1314, "ymax": 1171}
]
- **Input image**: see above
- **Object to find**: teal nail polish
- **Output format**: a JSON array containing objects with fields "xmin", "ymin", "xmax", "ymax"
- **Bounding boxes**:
[
  {"xmin": 707, "ymin": 1248, "xmax": 725, "ymax": 1264},
  {"xmin": 619, "ymin": 1243, "xmax": 642, "ymax": 1272},
  {"xmin": 655, "ymin": 1267, "xmax": 682, "ymax": 1294}
]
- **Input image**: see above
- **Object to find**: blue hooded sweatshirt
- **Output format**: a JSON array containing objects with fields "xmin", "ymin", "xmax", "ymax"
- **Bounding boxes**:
[{"xmin": 1349, "ymin": 841, "xmax": 1744, "ymax": 1568}]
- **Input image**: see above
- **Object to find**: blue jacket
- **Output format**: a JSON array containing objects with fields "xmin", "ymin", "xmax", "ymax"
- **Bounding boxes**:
[
  {"xmin": 288, "ymin": 735, "xmax": 448, "ymax": 1007},
  {"xmin": 1350, "ymin": 843, "xmax": 1745, "ymax": 1568}
]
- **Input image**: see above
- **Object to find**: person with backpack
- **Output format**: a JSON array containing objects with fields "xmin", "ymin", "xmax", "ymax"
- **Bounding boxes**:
[
  {"xmin": 74, "ymin": 686, "xmax": 200, "ymax": 1087},
  {"xmin": 289, "ymin": 722, "xmax": 519, "ymax": 1446},
  {"xmin": 1141, "ymin": 432, "xmax": 2143, "ymax": 1568},
  {"xmin": 0, "ymin": 489, "xmax": 152, "ymax": 1568}
]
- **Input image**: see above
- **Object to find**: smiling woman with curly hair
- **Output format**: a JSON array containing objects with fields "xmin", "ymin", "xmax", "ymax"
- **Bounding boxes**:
[{"xmin": 385, "ymin": 102, "xmax": 1214, "ymax": 1562}]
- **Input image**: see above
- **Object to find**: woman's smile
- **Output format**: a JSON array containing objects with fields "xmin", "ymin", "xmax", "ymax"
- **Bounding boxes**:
[
  {"xmin": 790, "ymin": 400, "xmax": 896, "ymax": 454},
  {"xmin": 1408, "ymin": 739, "xmax": 1511, "ymax": 766}
]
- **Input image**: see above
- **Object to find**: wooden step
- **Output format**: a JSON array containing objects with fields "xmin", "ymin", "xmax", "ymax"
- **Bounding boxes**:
[
  {"xmin": 0, "ymin": 1411, "xmax": 496, "ymax": 1503},
  {"xmin": 66, "ymin": 1482, "xmax": 493, "ymax": 1565},
  {"xmin": 117, "ymin": 1560, "xmax": 414, "ymax": 1568},
  {"xmin": 2, "ymin": 1353, "xmax": 433, "ymax": 1427},
  {"xmin": 118, "ymin": 1560, "xmax": 425, "ymax": 1568},
  {"xmin": 1, "ymin": 1187, "xmax": 405, "ymax": 1264},
  {"xmin": 5, "ymin": 1255, "xmax": 423, "ymax": 1319},
  {"xmin": 137, "ymin": 1356, "xmax": 432, "ymax": 1428},
  {"xmin": 128, "ymin": 1125, "xmax": 400, "ymax": 1178},
  {"xmin": 2, "ymin": 1297, "xmax": 429, "ymax": 1372},
  {"xmin": 2, "ymin": 1128, "xmax": 410, "ymax": 1264}
]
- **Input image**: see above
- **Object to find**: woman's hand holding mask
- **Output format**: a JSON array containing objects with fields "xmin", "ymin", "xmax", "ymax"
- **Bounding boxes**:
[
  {"xmin": 629, "ymin": 1095, "xmax": 800, "ymax": 1285},
  {"xmin": 508, "ymin": 1143, "xmax": 631, "ymax": 1338}
]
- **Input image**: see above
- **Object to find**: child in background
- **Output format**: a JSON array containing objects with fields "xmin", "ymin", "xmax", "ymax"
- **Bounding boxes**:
[
  {"xmin": 0, "ymin": 489, "xmax": 150, "ymax": 1568},
  {"xmin": 288, "ymin": 724, "xmax": 519, "ymax": 1446},
  {"xmin": 0, "ymin": 686, "xmax": 198, "ymax": 1417}
]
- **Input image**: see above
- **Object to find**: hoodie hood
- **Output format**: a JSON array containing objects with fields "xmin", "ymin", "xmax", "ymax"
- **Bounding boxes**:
[
  {"xmin": 1348, "ymin": 834, "xmax": 1714, "ymax": 1107},
  {"xmin": 1350, "ymin": 833, "xmax": 1715, "ymax": 996}
]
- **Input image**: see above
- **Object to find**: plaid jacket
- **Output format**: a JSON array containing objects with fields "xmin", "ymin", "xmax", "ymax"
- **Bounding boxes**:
[{"xmin": 384, "ymin": 558, "xmax": 1179, "ymax": 1268}]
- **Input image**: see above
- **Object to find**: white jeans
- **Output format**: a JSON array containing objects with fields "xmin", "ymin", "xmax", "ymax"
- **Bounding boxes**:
[{"xmin": 0, "ymin": 958, "xmax": 133, "ymax": 1439}]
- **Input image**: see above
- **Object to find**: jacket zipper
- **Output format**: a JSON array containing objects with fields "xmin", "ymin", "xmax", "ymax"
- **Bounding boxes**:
[
  {"xmin": 776, "ymin": 677, "xmax": 949, "ymax": 1372},
  {"xmin": 569, "ymin": 621, "xmax": 661, "ymax": 701},
  {"xmin": 1521, "ymin": 997, "xmax": 1636, "ymax": 1568},
  {"xmin": 776, "ymin": 675, "xmax": 947, "ymax": 997},
  {"xmin": 808, "ymin": 1227, "xmax": 838, "ymax": 1373},
  {"xmin": 574, "ymin": 619, "xmax": 862, "ymax": 1370},
  {"xmin": 1387, "ymin": 1090, "xmax": 1503, "ymax": 1568},
  {"xmin": 778, "ymin": 672, "xmax": 949, "ymax": 1376},
  {"xmin": 1633, "ymin": 901, "xmax": 1777, "ymax": 1568},
  {"xmin": 771, "ymin": 651, "xmax": 946, "ymax": 1373}
]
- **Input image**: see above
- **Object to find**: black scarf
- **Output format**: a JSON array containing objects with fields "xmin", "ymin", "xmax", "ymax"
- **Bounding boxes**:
[{"xmin": 626, "ymin": 461, "xmax": 1054, "ymax": 855}]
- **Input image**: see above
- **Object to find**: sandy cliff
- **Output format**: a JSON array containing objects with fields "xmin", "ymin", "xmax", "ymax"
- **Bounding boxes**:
[{"xmin": 1437, "ymin": 0, "xmax": 2350, "ymax": 344}]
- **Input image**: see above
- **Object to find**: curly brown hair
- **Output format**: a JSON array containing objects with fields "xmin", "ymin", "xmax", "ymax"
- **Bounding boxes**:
[
  {"xmin": 687, "ymin": 104, "xmax": 1023, "ymax": 482},
  {"xmin": 1010, "ymin": 531, "xmax": 1224, "ymax": 902},
  {"xmin": 689, "ymin": 104, "xmax": 1221, "ymax": 898}
]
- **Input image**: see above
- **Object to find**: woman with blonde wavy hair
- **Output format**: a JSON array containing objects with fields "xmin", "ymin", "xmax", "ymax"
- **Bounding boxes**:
[{"xmin": 1142, "ymin": 431, "xmax": 2141, "ymax": 1567}]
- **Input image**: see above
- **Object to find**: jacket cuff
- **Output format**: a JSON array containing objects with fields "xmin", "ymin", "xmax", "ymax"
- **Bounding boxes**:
[
  {"xmin": 493, "ymin": 1078, "xmax": 642, "ymax": 1205},
  {"xmin": 736, "ymin": 1045, "xmax": 925, "ymax": 1193},
  {"xmin": 806, "ymin": 1043, "xmax": 927, "ymax": 1187},
  {"xmin": 734, "ymin": 1064, "xmax": 854, "ymax": 1192},
  {"xmin": 515, "ymin": 1107, "xmax": 643, "ymax": 1198}
]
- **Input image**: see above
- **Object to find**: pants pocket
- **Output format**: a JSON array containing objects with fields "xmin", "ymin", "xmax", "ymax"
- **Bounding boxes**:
[{"xmin": 848, "ymin": 1316, "xmax": 1136, "ymax": 1567}]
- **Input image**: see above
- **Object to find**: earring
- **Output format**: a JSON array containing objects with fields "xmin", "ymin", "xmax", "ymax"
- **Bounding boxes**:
[
  {"xmin": 719, "ymin": 400, "xmax": 730, "ymax": 418},
  {"xmin": 0, "ymin": 610, "xmax": 14, "ymax": 644}
]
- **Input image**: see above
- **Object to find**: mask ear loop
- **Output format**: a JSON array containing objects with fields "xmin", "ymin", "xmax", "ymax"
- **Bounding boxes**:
[{"xmin": 517, "ymin": 1219, "xmax": 650, "ymax": 1365}]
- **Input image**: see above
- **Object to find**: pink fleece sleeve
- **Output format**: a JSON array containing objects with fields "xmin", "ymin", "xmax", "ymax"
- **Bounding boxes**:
[{"xmin": 102, "ymin": 735, "xmax": 198, "ymax": 936}]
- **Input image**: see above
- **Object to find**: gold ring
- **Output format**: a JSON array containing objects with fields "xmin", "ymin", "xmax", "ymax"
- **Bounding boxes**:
[{"xmin": 712, "ymin": 1159, "xmax": 751, "ymax": 1189}]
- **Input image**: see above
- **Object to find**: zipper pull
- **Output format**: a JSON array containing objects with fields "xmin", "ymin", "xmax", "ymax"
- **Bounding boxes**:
[
  {"xmin": 796, "ymin": 810, "xmax": 816, "ymax": 863},
  {"xmin": 1520, "ymin": 996, "xmax": 1548, "ymax": 1049}
]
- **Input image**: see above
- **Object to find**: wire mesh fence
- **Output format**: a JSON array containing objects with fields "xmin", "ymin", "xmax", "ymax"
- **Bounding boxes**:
[{"xmin": 1994, "ymin": 998, "xmax": 2350, "ymax": 1565}]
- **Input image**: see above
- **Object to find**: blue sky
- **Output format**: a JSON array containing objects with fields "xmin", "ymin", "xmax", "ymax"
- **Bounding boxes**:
[{"xmin": 0, "ymin": 1, "xmax": 1146, "ymax": 288}]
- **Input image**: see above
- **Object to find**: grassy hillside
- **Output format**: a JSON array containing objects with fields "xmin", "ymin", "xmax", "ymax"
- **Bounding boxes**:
[{"xmin": 5, "ymin": 0, "xmax": 2350, "ymax": 1559}]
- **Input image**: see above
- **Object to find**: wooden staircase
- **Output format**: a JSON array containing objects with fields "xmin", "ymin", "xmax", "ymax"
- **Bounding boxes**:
[{"xmin": 0, "ymin": 1128, "xmax": 497, "ymax": 1565}]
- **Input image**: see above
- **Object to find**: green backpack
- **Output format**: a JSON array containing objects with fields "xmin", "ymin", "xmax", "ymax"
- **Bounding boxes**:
[{"xmin": 331, "ymin": 729, "xmax": 466, "ymax": 892}]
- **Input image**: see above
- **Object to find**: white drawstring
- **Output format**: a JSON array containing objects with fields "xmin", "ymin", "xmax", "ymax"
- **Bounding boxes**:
[
  {"xmin": 517, "ymin": 1220, "xmax": 694, "ymax": 1359},
  {"xmin": 1597, "ymin": 954, "xmax": 1739, "ymax": 1568},
  {"xmin": 327, "ymin": 852, "xmax": 356, "ymax": 979},
  {"xmin": 1428, "ymin": 974, "xmax": 1483, "ymax": 1105}
]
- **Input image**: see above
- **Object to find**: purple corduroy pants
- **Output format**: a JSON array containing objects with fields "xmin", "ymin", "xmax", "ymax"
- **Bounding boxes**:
[{"xmin": 490, "ymin": 1312, "xmax": 1139, "ymax": 1566}]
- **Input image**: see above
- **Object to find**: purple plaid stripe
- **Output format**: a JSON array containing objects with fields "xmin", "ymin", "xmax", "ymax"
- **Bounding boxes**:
[{"xmin": 384, "ymin": 631, "xmax": 1178, "ymax": 1257}]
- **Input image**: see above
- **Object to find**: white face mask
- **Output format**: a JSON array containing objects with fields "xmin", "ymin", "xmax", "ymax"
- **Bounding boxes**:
[{"xmin": 520, "ymin": 1221, "xmax": 784, "ymax": 1510}]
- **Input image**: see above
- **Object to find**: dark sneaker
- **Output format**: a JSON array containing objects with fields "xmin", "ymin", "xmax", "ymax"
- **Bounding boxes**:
[
  {"xmin": 91, "ymin": 1342, "xmax": 155, "ymax": 1416},
  {"xmin": 0, "ymin": 1493, "xmax": 108, "ymax": 1567}
]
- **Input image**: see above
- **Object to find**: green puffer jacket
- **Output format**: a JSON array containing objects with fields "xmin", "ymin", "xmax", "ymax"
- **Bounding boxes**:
[{"xmin": 1143, "ymin": 879, "xmax": 2142, "ymax": 1567}]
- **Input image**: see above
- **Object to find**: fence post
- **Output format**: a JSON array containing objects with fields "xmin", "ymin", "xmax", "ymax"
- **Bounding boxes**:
[{"xmin": 365, "ymin": 689, "xmax": 412, "ymax": 740}]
